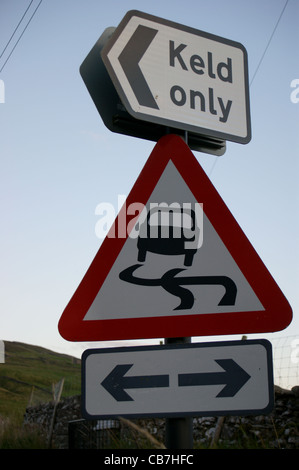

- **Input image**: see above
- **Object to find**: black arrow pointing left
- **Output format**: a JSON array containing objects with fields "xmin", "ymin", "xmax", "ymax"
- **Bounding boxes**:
[
  {"xmin": 118, "ymin": 25, "xmax": 159, "ymax": 109},
  {"xmin": 101, "ymin": 364, "xmax": 169, "ymax": 401}
]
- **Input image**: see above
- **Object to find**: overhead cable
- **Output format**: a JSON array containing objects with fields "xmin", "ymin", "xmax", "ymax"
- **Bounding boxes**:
[
  {"xmin": 0, "ymin": 0, "xmax": 34, "ymax": 60},
  {"xmin": 0, "ymin": 0, "xmax": 43, "ymax": 74},
  {"xmin": 249, "ymin": 0, "xmax": 289, "ymax": 87}
]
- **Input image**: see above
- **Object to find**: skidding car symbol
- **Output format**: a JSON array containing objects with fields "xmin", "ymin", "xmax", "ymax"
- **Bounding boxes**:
[
  {"xmin": 137, "ymin": 206, "xmax": 200, "ymax": 267},
  {"xmin": 120, "ymin": 205, "xmax": 237, "ymax": 310}
]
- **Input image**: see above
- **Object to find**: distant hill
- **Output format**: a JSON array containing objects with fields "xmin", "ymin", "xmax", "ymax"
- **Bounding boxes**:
[{"xmin": 0, "ymin": 341, "xmax": 81, "ymax": 424}]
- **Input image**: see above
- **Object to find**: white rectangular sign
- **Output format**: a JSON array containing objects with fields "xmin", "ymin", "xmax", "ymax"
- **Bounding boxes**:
[
  {"xmin": 82, "ymin": 340, "xmax": 273, "ymax": 419},
  {"xmin": 102, "ymin": 10, "xmax": 251, "ymax": 144}
]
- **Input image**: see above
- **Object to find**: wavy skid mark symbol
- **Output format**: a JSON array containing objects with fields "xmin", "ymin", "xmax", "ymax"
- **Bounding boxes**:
[{"xmin": 119, "ymin": 264, "xmax": 237, "ymax": 310}]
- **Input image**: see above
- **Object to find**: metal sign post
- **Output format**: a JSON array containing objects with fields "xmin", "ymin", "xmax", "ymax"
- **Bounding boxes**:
[
  {"xmin": 163, "ymin": 135, "xmax": 193, "ymax": 449},
  {"xmin": 165, "ymin": 336, "xmax": 193, "ymax": 449}
]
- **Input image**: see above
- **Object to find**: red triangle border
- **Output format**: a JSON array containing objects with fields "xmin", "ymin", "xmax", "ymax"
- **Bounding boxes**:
[{"xmin": 58, "ymin": 135, "xmax": 292, "ymax": 341}]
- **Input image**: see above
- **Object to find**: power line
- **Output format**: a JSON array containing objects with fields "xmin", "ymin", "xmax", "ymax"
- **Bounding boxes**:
[
  {"xmin": 0, "ymin": 0, "xmax": 43, "ymax": 74},
  {"xmin": 0, "ymin": 0, "xmax": 34, "ymax": 59},
  {"xmin": 249, "ymin": 0, "xmax": 289, "ymax": 87},
  {"xmin": 209, "ymin": 0, "xmax": 290, "ymax": 178}
]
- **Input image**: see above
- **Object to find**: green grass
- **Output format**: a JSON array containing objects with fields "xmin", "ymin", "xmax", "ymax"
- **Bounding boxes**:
[
  {"xmin": 0, "ymin": 419, "xmax": 48, "ymax": 449},
  {"xmin": 0, "ymin": 341, "xmax": 81, "ymax": 424}
]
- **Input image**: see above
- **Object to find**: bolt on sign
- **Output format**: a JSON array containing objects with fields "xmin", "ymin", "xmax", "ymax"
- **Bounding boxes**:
[{"xmin": 101, "ymin": 10, "xmax": 251, "ymax": 145}]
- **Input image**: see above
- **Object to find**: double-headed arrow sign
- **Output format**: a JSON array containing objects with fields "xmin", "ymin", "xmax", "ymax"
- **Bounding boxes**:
[{"xmin": 82, "ymin": 340, "xmax": 273, "ymax": 419}]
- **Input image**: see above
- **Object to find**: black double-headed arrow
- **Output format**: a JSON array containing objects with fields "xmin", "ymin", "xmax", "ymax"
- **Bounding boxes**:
[{"xmin": 101, "ymin": 360, "xmax": 250, "ymax": 401}]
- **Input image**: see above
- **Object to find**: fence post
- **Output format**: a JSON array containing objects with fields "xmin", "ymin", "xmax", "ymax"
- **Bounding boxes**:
[{"xmin": 47, "ymin": 378, "xmax": 64, "ymax": 448}]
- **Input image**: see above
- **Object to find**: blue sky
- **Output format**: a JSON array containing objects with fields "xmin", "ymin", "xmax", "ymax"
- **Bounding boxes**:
[{"xmin": 0, "ymin": 0, "xmax": 298, "ymax": 365}]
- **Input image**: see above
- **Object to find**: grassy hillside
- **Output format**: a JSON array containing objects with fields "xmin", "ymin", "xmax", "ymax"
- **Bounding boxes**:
[{"xmin": 0, "ymin": 341, "xmax": 81, "ymax": 424}]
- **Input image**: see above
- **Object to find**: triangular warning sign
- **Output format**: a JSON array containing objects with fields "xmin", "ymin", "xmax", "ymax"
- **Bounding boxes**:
[{"xmin": 58, "ymin": 135, "xmax": 292, "ymax": 342}]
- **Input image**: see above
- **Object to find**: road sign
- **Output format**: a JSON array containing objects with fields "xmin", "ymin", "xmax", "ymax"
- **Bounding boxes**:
[
  {"xmin": 81, "ymin": 340, "xmax": 274, "ymax": 419},
  {"xmin": 58, "ymin": 134, "xmax": 292, "ymax": 342},
  {"xmin": 101, "ymin": 10, "xmax": 251, "ymax": 144},
  {"xmin": 80, "ymin": 27, "xmax": 226, "ymax": 155}
]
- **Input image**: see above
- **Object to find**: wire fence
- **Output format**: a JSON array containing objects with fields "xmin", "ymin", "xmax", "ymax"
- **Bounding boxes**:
[
  {"xmin": 271, "ymin": 335, "xmax": 299, "ymax": 390},
  {"xmin": 13, "ymin": 334, "xmax": 299, "ymax": 411}
]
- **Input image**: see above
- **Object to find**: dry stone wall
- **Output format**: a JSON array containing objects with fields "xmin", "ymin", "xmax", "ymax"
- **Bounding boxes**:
[
  {"xmin": 23, "ymin": 395, "xmax": 81, "ymax": 448},
  {"xmin": 23, "ymin": 385, "xmax": 299, "ymax": 449}
]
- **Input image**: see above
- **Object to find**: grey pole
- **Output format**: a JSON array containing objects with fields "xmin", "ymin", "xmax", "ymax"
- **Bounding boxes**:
[
  {"xmin": 164, "ymin": 131, "xmax": 193, "ymax": 449},
  {"xmin": 165, "ymin": 337, "xmax": 193, "ymax": 449}
]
